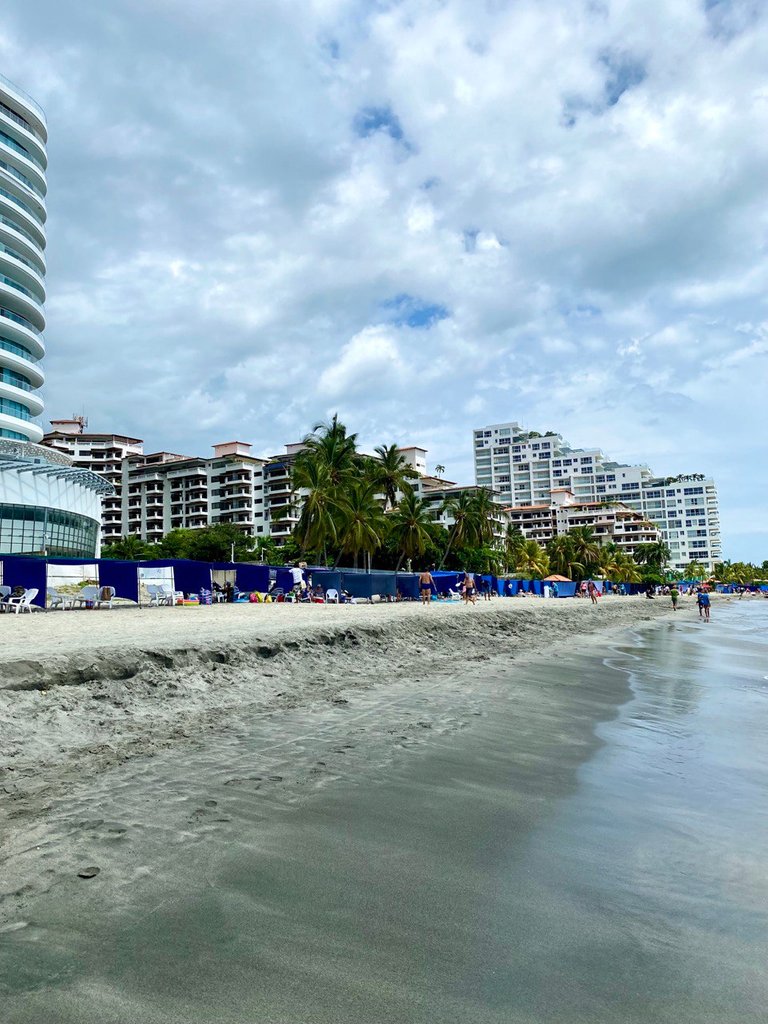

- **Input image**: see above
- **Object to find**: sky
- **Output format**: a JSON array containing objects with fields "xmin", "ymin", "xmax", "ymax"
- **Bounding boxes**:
[{"xmin": 1, "ymin": 0, "xmax": 766, "ymax": 561}]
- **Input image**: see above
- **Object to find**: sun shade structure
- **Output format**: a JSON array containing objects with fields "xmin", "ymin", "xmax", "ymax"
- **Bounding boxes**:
[{"xmin": 543, "ymin": 573, "xmax": 572, "ymax": 582}]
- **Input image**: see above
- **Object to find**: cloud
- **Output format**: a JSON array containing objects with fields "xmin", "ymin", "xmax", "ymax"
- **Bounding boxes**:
[
  {"xmin": 318, "ymin": 325, "xmax": 404, "ymax": 398},
  {"xmin": 0, "ymin": 0, "xmax": 766, "ymax": 558}
]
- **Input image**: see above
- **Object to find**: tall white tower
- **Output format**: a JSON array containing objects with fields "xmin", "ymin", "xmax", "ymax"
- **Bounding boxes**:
[
  {"xmin": 0, "ymin": 74, "xmax": 112, "ymax": 560},
  {"xmin": 0, "ymin": 73, "xmax": 46, "ymax": 442}
]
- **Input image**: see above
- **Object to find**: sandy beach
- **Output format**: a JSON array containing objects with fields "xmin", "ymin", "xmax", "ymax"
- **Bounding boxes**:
[
  {"xmin": 2, "ymin": 597, "xmax": 765, "ymax": 1024},
  {"xmin": 0, "ymin": 596, "xmax": 675, "ymax": 820}
]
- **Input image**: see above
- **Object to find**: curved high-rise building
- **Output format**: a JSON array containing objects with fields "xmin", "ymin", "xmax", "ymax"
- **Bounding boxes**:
[
  {"xmin": 0, "ymin": 74, "xmax": 111, "ymax": 559},
  {"xmin": 0, "ymin": 73, "xmax": 46, "ymax": 443}
]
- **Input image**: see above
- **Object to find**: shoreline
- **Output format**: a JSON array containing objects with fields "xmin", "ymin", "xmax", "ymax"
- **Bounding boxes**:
[{"xmin": 0, "ymin": 598, "xmax": 678, "ymax": 817}]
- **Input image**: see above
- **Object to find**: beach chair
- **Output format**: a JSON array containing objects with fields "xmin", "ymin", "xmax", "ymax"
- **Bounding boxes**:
[
  {"xmin": 73, "ymin": 585, "xmax": 100, "ymax": 608},
  {"xmin": 7, "ymin": 588, "xmax": 40, "ymax": 613},
  {"xmin": 47, "ymin": 587, "xmax": 73, "ymax": 610},
  {"xmin": 0, "ymin": 585, "xmax": 11, "ymax": 612},
  {"xmin": 147, "ymin": 584, "xmax": 173, "ymax": 606},
  {"xmin": 325, "ymin": 588, "xmax": 339, "ymax": 603},
  {"xmin": 95, "ymin": 586, "xmax": 115, "ymax": 609}
]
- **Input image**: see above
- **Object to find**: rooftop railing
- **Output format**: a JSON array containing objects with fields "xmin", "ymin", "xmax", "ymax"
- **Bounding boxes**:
[{"xmin": 0, "ymin": 73, "xmax": 46, "ymax": 127}]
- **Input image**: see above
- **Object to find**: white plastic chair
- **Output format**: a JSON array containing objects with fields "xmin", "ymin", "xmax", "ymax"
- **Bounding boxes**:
[
  {"xmin": 0, "ymin": 585, "xmax": 11, "ymax": 612},
  {"xmin": 7, "ymin": 588, "xmax": 40, "ymax": 613},
  {"xmin": 73, "ymin": 585, "xmax": 100, "ymax": 608},
  {"xmin": 95, "ymin": 586, "xmax": 115, "ymax": 609},
  {"xmin": 325, "ymin": 588, "xmax": 339, "ymax": 603},
  {"xmin": 47, "ymin": 587, "xmax": 73, "ymax": 610}
]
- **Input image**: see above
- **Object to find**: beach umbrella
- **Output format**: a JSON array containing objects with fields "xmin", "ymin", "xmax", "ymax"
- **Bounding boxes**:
[{"xmin": 543, "ymin": 574, "xmax": 572, "ymax": 582}]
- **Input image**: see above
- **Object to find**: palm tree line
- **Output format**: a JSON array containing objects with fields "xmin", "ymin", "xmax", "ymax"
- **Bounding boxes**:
[{"xmin": 282, "ymin": 416, "xmax": 502, "ymax": 571}]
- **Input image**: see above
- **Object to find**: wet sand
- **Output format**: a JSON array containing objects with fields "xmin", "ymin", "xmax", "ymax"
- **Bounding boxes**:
[
  {"xmin": 0, "ymin": 597, "xmax": 672, "ymax": 819},
  {"xmin": 1, "ymin": 598, "xmax": 765, "ymax": 1022}
]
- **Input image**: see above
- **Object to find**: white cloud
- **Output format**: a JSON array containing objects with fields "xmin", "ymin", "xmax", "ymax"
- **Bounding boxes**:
[{"xmin": 318, "ymin": 325, "xmax": 404, "ymax": 398}]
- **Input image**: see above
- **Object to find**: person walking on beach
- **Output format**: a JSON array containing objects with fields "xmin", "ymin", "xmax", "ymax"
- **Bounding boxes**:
[
  {"xmin": 463, "ymin": 572, "xmax": 478, "ymax": 605},
  {"xmin": 419, "ymin": 569, "xmax": 434, "ymax": 606},
  {"xmin": 696, "ymin": 588, "xmax": 704, "ymax": 618},
  {"xmin": 698, "ymin": 589, "xmax": 711, "ymax": 622},
  {"xmin": 587, "ymin": 580, "xmax": 598, "ymax": 605},
  {"xmin": 670, "ymin": 585, "xmax": 679, "ymax": 612}
]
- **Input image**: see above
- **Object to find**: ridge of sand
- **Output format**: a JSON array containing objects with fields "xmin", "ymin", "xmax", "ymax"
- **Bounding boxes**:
[{"xmin": 0, "ymin": 598, "xmax": 673, "ymax": 796}]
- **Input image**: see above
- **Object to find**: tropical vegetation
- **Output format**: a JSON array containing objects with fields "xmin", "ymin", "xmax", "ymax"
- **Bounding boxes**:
[{"xmin": 100, "ymin": 415, "xmax": 768, "ymax": 584}]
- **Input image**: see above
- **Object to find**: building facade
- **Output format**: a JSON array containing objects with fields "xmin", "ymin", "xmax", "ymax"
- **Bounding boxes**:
[
  {"xmin": 0, "ymin": 77, "xmax": 110, "ymax": 557},
  {"xmin": 473, "ymin": 421, "xmax": 721, "ymax": 573},
  {"xmin": 121, "ymin": 442, "xmax": 268, "ymax": 544},
  {"xmin": 506, "ymin": 488, "xmax": 661, "ymax": 558},
  {"xmin": 41, "ymin": 423, "xmax": 506, "ymax": 552},
  {"xmin": 0, "ymin": 73, "xmax": 46, "ymax": 444},
  {"xmin": 43, "ymin": 418, "xmax": 144, "ymax": 544}
]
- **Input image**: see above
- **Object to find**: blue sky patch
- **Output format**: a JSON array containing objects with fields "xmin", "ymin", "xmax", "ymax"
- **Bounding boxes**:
[
  {"xmin": 381, "ymin": 294, "xmax": 450, "ymax": 328},
  {"xmin": 599, "ymin": 50, "xmax": 648, "ymax": 106},
  {"xmin": 354, "ymin": 105, "xmax": 405, "ymax": 142}
]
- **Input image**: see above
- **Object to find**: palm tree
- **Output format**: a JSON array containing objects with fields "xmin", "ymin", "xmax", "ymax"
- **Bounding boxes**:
[
  {"xmin": 101, "ymin": 534, "xmax": 155, "ymax": 560},
  {"xmin": 610, "ymin": 552, "xmax": 642, "ymax": 584},
  {"xmin": 388, "ymin": 490, "xmax": 435, "ymax": 570},
  {"xmin": 546, "ymin": 535, "xmax": 583, "ymax": 579},
  {"xmin": 684, "ymin": 560, "xmax": 707, "ymax": 581},
  {"xmin": 434, "ymin": 463, "xmax": 446, "ymax": 477},
  {"xmin": 515, "ymin": 539, "xmax": 550, "ymax": 578},
  {"xmin": 291, "ymin": 458, "xmax": 339, "ymax": 560},
  {"xmin": 504, "ymin": 525, "xmax": 526, "ymax": 573},
  {"xmin": 468, "ymin": 489, "xmax": 497, "ymax": 548},
  {"xmin": 713, "ymin": 561, "xmax": 732, "ymax": 583},
  {"xmin": 567, "ymin": 526, "xmax": 601, "ymax": 574},
  {"xmin": 439, "ymin": 491, "xmax": 477, "ymax": 567},
  {"xmin": 633, "ymin": 540, "xmax": 671, "ymax": 571},
  {"xmin": 296, "ymin": 414, "xmax": 359, "ymax": 489},
  {"xmin": 335, "ymin": 482, "xmax": 388, "ymax": 568},
  {"xmin": 371, "ymin": 444, "xmax": 419, "ymax": 509}
]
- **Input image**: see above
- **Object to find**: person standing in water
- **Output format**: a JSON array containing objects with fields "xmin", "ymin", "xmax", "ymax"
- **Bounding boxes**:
[
  {"xmin": 419, "ymin": 569, "xmax": 434, "ymax": 606},
  {"xmin": 698, "ymin": 589, "xmax": 711, "ymax": 621}
]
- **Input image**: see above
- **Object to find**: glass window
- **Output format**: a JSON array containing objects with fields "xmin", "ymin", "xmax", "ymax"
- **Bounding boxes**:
[{"xmin": 0, "ymin": 504, "xmax": 99, "ymax": 557}]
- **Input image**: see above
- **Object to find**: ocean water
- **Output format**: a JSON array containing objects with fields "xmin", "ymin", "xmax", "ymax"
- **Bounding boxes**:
[{"xmin": 2, "ymin": 601, "xmax": 767, "ymax": 1022}]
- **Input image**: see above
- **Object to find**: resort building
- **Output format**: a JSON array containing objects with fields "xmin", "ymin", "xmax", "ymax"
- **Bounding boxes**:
[
  {"xmin": 0, "ymin": 76, "xmax": 111, "ymax": 557},
  {"xmin": 473, "ymin": 421, "xmax": 721, "ymax": 572},
  {"xmin": 505, "ymin": 489, "xmax": 661, "ymax": 558},
  {"xmin": 40, "ymin": 418, "xmax": 504, "ymax": 552},
  {"xmin": 121, "ymin": 443, "xmax": 269, "ymax": 544},
  {"xmin": 42, "ymin": 417, "xmax": 143, "ymax": 544}
]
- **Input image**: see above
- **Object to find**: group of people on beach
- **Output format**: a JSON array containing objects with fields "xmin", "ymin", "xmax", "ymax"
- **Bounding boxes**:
[{"xmin": 418, "ymin": 569, "xmax": 492, "ymax": 606}]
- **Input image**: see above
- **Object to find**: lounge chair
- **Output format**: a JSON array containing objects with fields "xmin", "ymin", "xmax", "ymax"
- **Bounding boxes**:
[
  {"xmin": 47, "ymin": 587, "xmax": 74, "ymax": 610},
  {"xmin": 147, "ymin": 584, "xmax": 174, "ymax": 607},
  {"xmin": 95, "ymin": 586, "xmax": 115, "ymax": 609},
  {"xmin": 7, "ymin": 588, "xmax": 40, "ymax": 613},
  {"xmin": 73, "ymin": 585, "xmax": 100, "ymax": 608}
]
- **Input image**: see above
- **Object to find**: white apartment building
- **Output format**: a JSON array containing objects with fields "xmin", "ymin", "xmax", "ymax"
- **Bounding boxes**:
[
  {"xmin": 506, "ymin": 488, "xmax": 661, "ymax": 558},
  {"xmin": 43, "ymin": 417, "xmax": 143, "ymax": 543},
  {"xmin": 122, "ymin": 443, "xmax": 268, "ymax": 544},
  {"xmin": 474, "ymin": 421, "xmax": 722, "ymax": 573}
]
